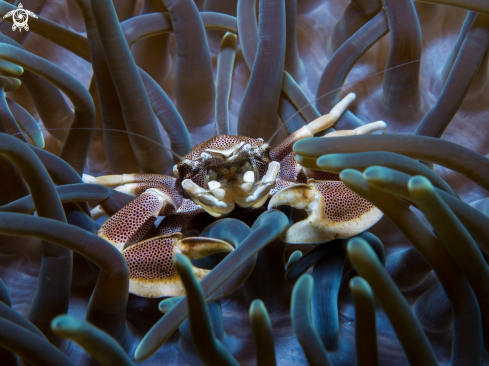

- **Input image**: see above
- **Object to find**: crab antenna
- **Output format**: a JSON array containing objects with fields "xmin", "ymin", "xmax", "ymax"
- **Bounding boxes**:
[
  {"xmin": 264, "ymin": 59, "xmax": 422, "ymax": 147},
  {"xmin": 12, "ymin": 127, "xmax": 186, "ymax": 163}
]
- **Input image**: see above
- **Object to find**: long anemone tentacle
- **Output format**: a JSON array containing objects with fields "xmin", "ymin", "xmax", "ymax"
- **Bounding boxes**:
[
  {"xmin": 29, "ymin": 145, "xmax": 90, "ymax": 214},
  {"xmin": 161, "ymin": 0, "xmax": 216, "ymax": 129},
  {"xmin": 0, "ymin": 4, "xmax": 192, "ymax": 160},
  {"xmin": 278, "ymin": 93, "xmax": 308, "ymax": 134},
  {"xmin": 72, "ymin": 0, "xmax": 139, "ymax": 173},
  {"xmin": 316, "ymin": 151, "xmax": 456, "ymax": 196},
  {"xmin": 191, "ymin": 219, "xmax": 256, "ymax": 299},
  {"xmin": 132, "ymin": 0, "xmax": 171, "ymax": 88},
  {"xmin": 385, "ymin": 247, "xmax": 432, "ymax": 291},
  {"xmin": 291, "ymin": 275, "xmax": 333, "ymax": 366},
  {"xmin": 0, "ymin": 43, "xmax": 95, "ymax": 174},
  {"xmin": 139, "ymin": 68, "xmax": 192, "ymax": 159},
  {"xmin": 416, "ymin": 0, "xmax": 489, "ymax": 15},
  {"xmin": 174, "ymin": 254, "xmax": 239, "ymax": 366},
  {"xmin": 237, "ymin": 0, "xmax": 285, "ymax": 140},
  {"xmin": 316, "ymin": 11, "xmax": 388, "ymax": 116},
  {"xmin": 243, "ymin": 236, "xmax": 290, "ymax": 312},
  {"xmin": 415, "ymin": 13, "xmax": 489, "ymax": 137},
  {"xmin": 0, "ymin": 184, "xmax": 113, "ymax": 214},
  {"xmin": 0, "ymin": 278, "xmax": 10, "ymax": 306},
  {"xmin": 0, "ymin": 81, "xmax": 27, "ymax": 144},
  {"xmin": 312, "ymin": 249, "xmax": 345, "ymax": 350},
  {"xmin": 89, "ymin": 0, "xmax": 172, "ymax": 174},
  {"xmin": 282, "ymin": 71, "xmax": 321, "ymax": 124},
  {"xmin": 339, "ymin": 169, "xmax": 482, "ymax": 365},
  {"xmin": 294, "ymin": 135, "xmax": 489, "ymax": 191},
  {"xmin": 363, "ymin": 166, "xmax": 489, "ymax": 254},
  {"xmin": 432, "ymin": 12, "xmax": 477, "ymax": 94},
  {"xmin": 0, "ymin": 301, "xmax": 45, "ymax": 339},
  {"xmin": 285, "ymin": 231, "xmax": 385, "ymax": 283},
  {"xmin": 0, "ymin": 289, "xmax": 17, "ymax": 366},
  {"xmin": 122, "ymin": 12, "xmax": 238, "ymax": 46},
  {"xmin": 406, "ymin": 175, "xmax": 489, "ymax": 351},
  {"xmin": 284, "ymin": 0, "xmax": 303, "ymax": 80},
  {"xmin": 347, "ymin": 238, "xmax": 438, "ymax": 366},
  {"xmin": 0, "ymin": 2, "xmax": 73, "ymax": 143},
  {"xmin": 21, "ymin": 70, "xmax": 73, "ymax": 142},
  {"xmin": 51, "ymin": 315, "xmax": 135, "ymax": 366},
  {"xmin": 328, "ymin": 0, "xmax": 382, "ymax": 53},
  {"xmin": 381, "ymin": 0, "xmax": 423, "ymax": 119},
  {"xmin": 7, "ymin": 99, "xmax": 44, "ymax": 148},
  {"xmin": 414, "ymin": 282, "xmax": 453, "ymax": 333},
  {"xmin": 237, "ymin": 0, "xmax": 258, "ymax": 69},
  {"xmin": 0, "ymin": 317, "xmax": 75, "ymax": 366},
  {"xmin": 350, "ymin": 277, "xmax": 379, "ymax": 366},
  {"xmin": 121, "ymin": 13, "xmax": 196, "ymax": 157},
  {"xmin": 0, "ymin": 213, "xmax": 128, "ymax": 342},
  {"xmin": 250, "ymin": 299, "xmax": 277, "ymax": 366},
  {"xmin": 215, "ymin": 32, "xmax": 237, "ymax": 136},
  {"xmin": 0, "ymin": 134, "xmax": 70, "ymax": 345}
]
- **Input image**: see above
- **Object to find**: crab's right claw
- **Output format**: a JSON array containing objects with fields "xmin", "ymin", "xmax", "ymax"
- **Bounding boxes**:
[
  {"xmin": 122, "ymin": 233, "xmax": 234, "ymax": 298},
  {"xmin": 268, "ymin": 180, "xmax": 383, "ymax": 244},
  {"xmin": 182, "ymin": 179, "xmax": 235, "ymax": 217},
  {"xmin": 98, "ymin": 186, "xmax": 182, "ymax": 251}
]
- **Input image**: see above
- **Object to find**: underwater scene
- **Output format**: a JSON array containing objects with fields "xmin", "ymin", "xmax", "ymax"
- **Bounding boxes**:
[{"xmin": 0, "ymin": 0, "xmax": 487, "ymax": 365}]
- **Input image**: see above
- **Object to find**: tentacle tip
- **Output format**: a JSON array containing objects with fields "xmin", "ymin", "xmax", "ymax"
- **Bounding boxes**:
[
  {"xmin": 363, "ymin": 166, "xmax": 386, "ymax": 181},
  {"xmin": 407, "ymin": 175, "xmax": 434, "ymax": 198}
]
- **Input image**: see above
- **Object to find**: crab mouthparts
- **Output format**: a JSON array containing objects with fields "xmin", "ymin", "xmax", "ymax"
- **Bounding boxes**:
[{"xmin": 181, "ymin": 161, "xmax": 280, "ymax": 217}]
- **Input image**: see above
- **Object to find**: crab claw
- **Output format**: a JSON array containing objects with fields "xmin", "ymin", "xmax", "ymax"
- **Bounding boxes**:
[
  {"xmin": 122, "ymin": 233, "xmax": 234, "ymax": 298},
  {"xmin": 98, "ymin": 186, "xmax": 182, "ymax": 251},
  {"xmin": 241, "ymin": 161, "xmax": 280, "ymax": 208},
  {"xmin": 268, "ymin": 180, "xmax": 383, "ymax": 243},
  {"xmin": 182, "ymin": 179, "xmax": 235, "ymax": 217}
]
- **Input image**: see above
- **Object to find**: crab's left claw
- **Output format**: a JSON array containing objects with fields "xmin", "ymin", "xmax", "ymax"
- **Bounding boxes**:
[
  {"xmin": 98, "ymin": 186, "xmax": 182, "ymax": 251},
  {"xmin": 268, "ymin": 180, "xmax": 383, "ymax": 243},
  {"xmin": 122, "ymin": 233, "xmax": 234, "ymax": 298}
]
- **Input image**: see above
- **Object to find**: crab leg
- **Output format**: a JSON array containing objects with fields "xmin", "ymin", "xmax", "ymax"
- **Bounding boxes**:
[
  {"xmin": 122, "ymin": 233, "xmax": 234, "ymax": 298},
  {"xmin": 114, "ymin": 182, "xmax": 166, "ymax": 197},
  {"xmin": 155, "ymin": 199, "xmax": 204, "ymax": 236},
  {"xmin": 323, "ymin": 121, "xmax": 387, "ymax": 137},
  {"xmin": 273, "ymin": 121, "xmax": 388, "ymax": 186},
  {"xmin": 98, "ymin": 185, "xmax": 182, "ymax": 251},
  {"xmin": 83, "ymin": 173, "xmax": 176, "ymax": 189},
  {"xmin": 270, "ymin": 93, "xmax": 356, "ymax": 161},
  {"xmin": 269, "ymin": 179, "xmax": 383, "ymax": 243}
]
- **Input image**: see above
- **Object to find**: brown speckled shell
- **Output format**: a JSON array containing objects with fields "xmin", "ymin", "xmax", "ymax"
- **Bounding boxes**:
[{"xmin": 175, "ymin": 135, "xmax": 273, "ymax": 196}]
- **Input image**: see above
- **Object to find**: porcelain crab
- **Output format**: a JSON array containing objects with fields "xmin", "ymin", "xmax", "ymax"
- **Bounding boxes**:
[{"xmin": 83, "ymin": 93, "xmax": 384, "ymax": 297}]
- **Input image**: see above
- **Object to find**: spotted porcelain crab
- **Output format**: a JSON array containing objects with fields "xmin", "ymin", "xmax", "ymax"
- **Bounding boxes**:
[{"xmin": 83, "ymin": 93, "xmax": 384, "ymax": 297}]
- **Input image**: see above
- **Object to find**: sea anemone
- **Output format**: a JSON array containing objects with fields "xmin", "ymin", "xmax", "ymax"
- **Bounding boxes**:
[{"xmin": 0, "ymin": 0, "xmax": 488, "ymax": 365}]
